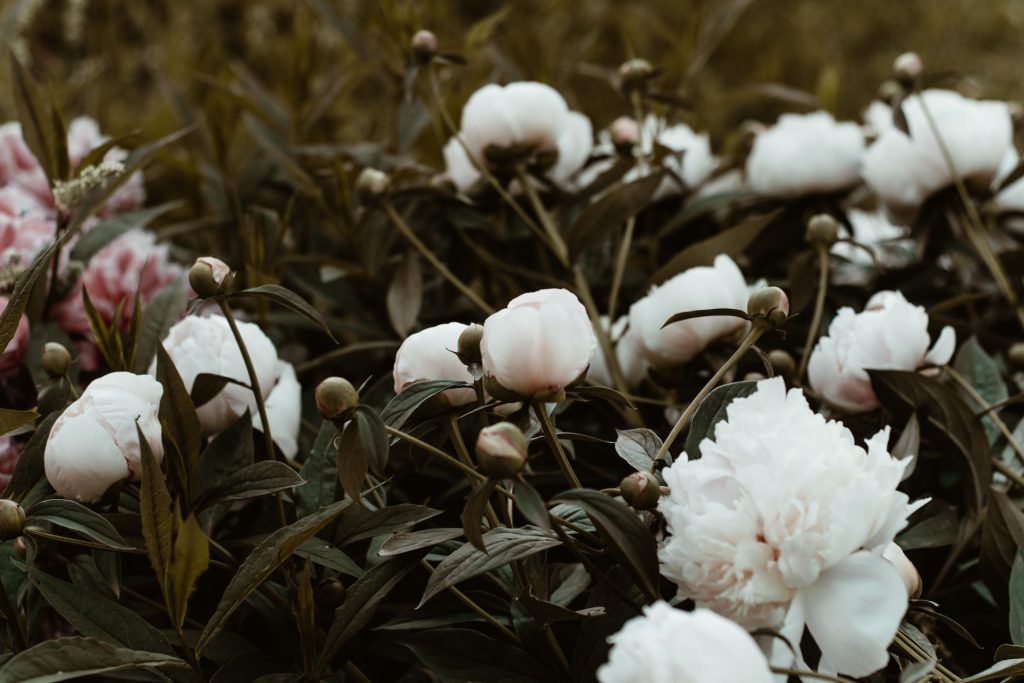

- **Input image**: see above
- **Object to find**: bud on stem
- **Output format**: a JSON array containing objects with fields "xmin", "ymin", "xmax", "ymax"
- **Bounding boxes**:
[
  {"xmin": 475, "ymin": 422, "xmax": 528, "ymax": 478},
  {"xmin": 316, "ymin": 377, "xmax": 359, "ymax": 421}
]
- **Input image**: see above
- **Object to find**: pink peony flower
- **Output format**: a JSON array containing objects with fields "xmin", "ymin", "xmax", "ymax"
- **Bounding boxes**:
[
  {"xmin": 0, "ymin": 296, "xmax": 30, "ymax": 374},
  {"xmin": 0, "ymin": 122, "xmax": 49, "ymax": 200},
  {"xmin": 0, "ymin": 437, "xmax": 24, "ymax": 490},
  {"xmin": 51, "ymin": 229, "xmax": 182, "ymax": 369},
  {"xmin": 0, "ymin": 186, "xmax": 57, "ymax": 270}
]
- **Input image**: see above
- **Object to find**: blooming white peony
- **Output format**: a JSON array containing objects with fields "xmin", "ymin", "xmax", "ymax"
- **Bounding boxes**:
[
  {"xmin": 156, "ymin": 315, "xmax": 301, "ymax": 457},
  {"xmin": 808, "ymin": 290, "xmax": 955, "ymax": 413},
  {"xmin": 588, "ymin": 316, "xmax": 649, "ymax": 390},
  {"xmin": 862, "ymin": 90, "xmax": 1012, "ymax": 218},
  {"xmin": 745, "ymin": 111, "xmax": 865, "ymax": 198},
  {"xmin": 658, "ymin": 377, "xmax": 925, "ymax": 677},
  {"xmin": 830, "ymin": 209, "xmax": 915, "ymax": 286},
  {"xmin": 393, "ymin": 322, "xmax": 476, "ymax": 406},
  {"xmin": 45, "ymin": 372, "xmax": 164, "ymax": 502},
  {"xmin": 443, "ymin": 82, "xmax": 592, "ymax": 193},
  {"xmin": 628, "ymin": 255, "xmax": 750, "ymax": 369},
  {"xmin": 481, "ymin": 288, "xmax": 595, "ymax": 400},
  {"xmin": 597, "ymin": 602, "xmax": 773, "ymax": 683}
]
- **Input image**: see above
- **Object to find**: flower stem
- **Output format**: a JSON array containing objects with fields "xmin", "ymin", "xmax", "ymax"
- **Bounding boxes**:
[
  {"xmin": 533, "ymin": 400, "xmax": 582, "ymax": 489},
  {"xmin": 796, "ymin": 245, "xmax": 830, "ymax": 384},
  {"xmin": 607, "ymin": 215, "xmax": 635, "ymax": 320},
  {"xmin": 384, "ymin": 203, "xmax": 494, "ymax": 315},
  {"xmin": 386, "ymin": 424, "xmax": 483, "ymax": 481},
  {"xmin": 650, "ymin": 323, "xmax": 767, "ymax": 469}
]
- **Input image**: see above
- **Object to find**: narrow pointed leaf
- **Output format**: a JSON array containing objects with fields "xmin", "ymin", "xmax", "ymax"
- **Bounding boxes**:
[
  {"xmin": 0, "ymin": 636, "xmax": 187, "ymax": 682},
  {"xmin": 25, "ymin": 499, "xmax": 132, "ymax": 551}
]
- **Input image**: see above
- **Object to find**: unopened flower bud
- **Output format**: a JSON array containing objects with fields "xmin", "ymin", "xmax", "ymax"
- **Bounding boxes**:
[
  {"xmin": 188, "ymin": 256, "xmax": 231, "ymax": 298},
  {"xmin": 767, "ymin": 349, "xmax": 796, "ymax": 379},
  {"xmin": 318, "ymin": 577, "xmax": 346, "ymax": 609},
  {"xmin": 619, "ymin": 471, "xmax": 660, "ymax": 510},
  {"xmin": 0, "ymin": 500, "xmax": 25, "ymax": 540},
  {"xmin": 619, "ymin": 58, "xmax": 655, "ymax": 93},
  {"xmin": 806, "ymin": 213, "xmax": 839, "ymax": 247},
  {"xmin": 316, "ymin": 377, "xmax": 359, "ymax": 421},
  {"xmin": 458, "ymin": 324, "xmax": 484, "ymax": 366},
  {"xmin": 475, "ymin": 422, "xmax": 527, "ymax": 478},
  {"xmin": 893, "ymin": 52, "xmax": 923, "ymax": 89},
  {"xmin": 876, "ymin": 79, "xmax": 903, "ymax": 104},
  {"xmin": 411, "ymin": 30, "xmax": 439, "ymax": 63},
  {"xmin": 41, "ymin": 342, "xmax": 72, "ymax": 378},
  {"xmin": 883, "ymin": 542, "xmax": 921, "ymax": 597},
  {"xmin": 1010, "ymin": 342, "xmax": 1024, "ymax": 369},
  {"xmin": 743, "ymin": 372, "xmax": 766, "ymax": 382},
  {"xmin": 747, "ymin": 287, "xmax": 789, "ymax": 327},
  {"xmin": 13, "ymin": 535, "xmax": 27, "ymax": 559},
  {"xmin": 610, "ymin": 116, "xmax": 640, "ymax": 151},
  {"xmin": 356, "ymin": 168, "xmax": 390, "ymax": 204}
]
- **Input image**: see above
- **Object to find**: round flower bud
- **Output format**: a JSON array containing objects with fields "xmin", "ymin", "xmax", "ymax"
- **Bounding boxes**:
[
  {"xmin": 316, "ymin": 377, "xmax": 359, "ymax": 421},
  {"xmin": 356, "ymin": 168, "xmax": 390, "ymax": 204},
  {"xmin": 619, "ymin": 471, "xmax": 660, "ymax": 510},
  {"xmin": 768, "ymin": 349, "xmax": 796, "ymax": 379},
  {"xmin": 806, "ymin": 213, "xmax": 839, "ymax": 247},
  {"xmin": 188, "ymin": 256, "xmax": 231, "ymax": 298},
  {"xmin": 619, "ymin": 58, "xmax": 655, "ymax": 93},
  {"xmin": 876, "ymin": 79, "xmax": 903, "ymax": 104},
  {"xmin": 893, "ymin": 52, "xmax": 923, "ymax": 89},
  {"xmin": 1009, "ymin": 342, "xmax": 1024, "ymax": 368},
  {"xmin": 475, "ymin": 422, "xmax": 527, "ymax": 478},
  {"xmin": 318, "ymin": 577, "xmax": 347, "ymax": 609},
  {"xmin": 747, "ymin": 287, "xmax": 789, "ymax": 326},
  {"xmin": 41, "ymin": 342, "xmax": 72, "ymax": 378},
  {"xmin": 0, "ymin": 499, "xmax": 25, "ymax": 540},
  {"xmin": 458, "ymin": 323, "xmax": 484, "ymax": 366},
  {"xmin": 610, "ymin": 116, "xmax": 640, "ymax": 151},
  {"xmin": 411, "ymin": 29, "xmax": 438, "ymax": 63}
]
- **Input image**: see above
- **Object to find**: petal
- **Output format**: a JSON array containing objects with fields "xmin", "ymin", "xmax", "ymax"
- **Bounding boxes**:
[
  {"xmin": 802, "ymin": 551, "xmax": 906, "ymax": 677},
  {"xmin": 924, "ymin": 325, "xmax": 956, "ymax": 366}
]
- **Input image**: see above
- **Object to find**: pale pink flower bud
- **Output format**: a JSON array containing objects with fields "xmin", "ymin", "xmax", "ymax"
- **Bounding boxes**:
[
  {"xmin": 189, "ymin": 256, "xmax": 231, "ymax": 297},
  {"xmin": 475, "ymin": 422, "xmax": 528, "ymax": 478}
]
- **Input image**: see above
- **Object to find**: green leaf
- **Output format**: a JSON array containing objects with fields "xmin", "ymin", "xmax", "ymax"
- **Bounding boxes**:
[
  {"xmin": 190, "ymin": 373, "xmax": 248, "ymax": 409},
  {"xmin": 0, "ymin": 407, "xmax": 36, "ymax": 437},
  {"xmin": 69, "ymin": 201, "xmax": 183, "ymax": 263},
  {"xmin": 0, "ymin": 238, "xmax": 62, "ymax": 356},
  {"xmin": 381, "ymin": 379, "xmax": 469, "ymax": 430},
  {"xmin": 566, "ymin": 171, "xmax": 665, "ymax": 259},
  {"xmin": 138, "ymin": 423, "xmax": 174, "ymax": 587},
  {"xmin": 295, "ymin": 421, "xmax": 337, "ymax": 519},
  {"xmin": 960, "ymin": 658, "xmax": 1024, "ymax": 682},
  {"xmin": 402, "ymin": 628, "xmax": 561, "ymax": 683},
  {"xmin": 294, "ymin": 539, "xmax": 364, "ymax": 578},
  {"xmin": 9, "ymin": 50, "xmax": 62, "ymax": 184},
  {"xmin": 552, "ymin": 489, "xmax": 659, "ymax": 600},
  {"xmin": 195, "ymin": 461, "xmax": 305, "ymax": 509},
  {"xmin": 337, "ymin": 405, "xmax": 388, "ymax": 501},
  {"xmin": 1010, "ymin": 551, "xmax": 1024, "ymax": 645},
  {"xmin": 0, "ymin": 412, "xmax": 55, "ymax": 502},
  {"xmin": 378, "ymin": 528, "xmax": 464, "ymax": 557},
  {"xmin": 335, "ymin": 503, "xmax": 442, "ymax": 545},
  {"xmin": 513, "ymin": 480, "xmax": 551, "ymax": 531},
  {"xmin": 461, "ymin": 479, "xmax": 498, "ymax": 552},
  {"xmin": 230, "ymin": 284, "xmax": 336, "ymax": 342},
  {"xmin": 661, "ymin": 307, "xmax": 750, "ymax": 329},
  {"xmin": 195, "ymin": 498, "xmax": 353, "ymax": 654},
  {"xmin": 313, "ymin": 554, "xmax": 423, "ymax": 677},
  {"xmin": 682, "ymin": 380, "xmax": 759, "ymax": 460},
  {"xmin": 27, "ymin": 568, "xmax": 174, "ymax": 654},
  {"xmin": 613, "ymin": 428, "xmax": 662, "ymax": 472},
  {"xmin": 132, "ymin": 277, "xmax": 188, "ymax": 374},
  {"xmin": 954, "ymin": 336, "xmax": 1007, "ymax": 444},
  {"xmin": 166, "ymin": 507, "xmax": 209, "ymax": 629},
  {"xmin": 420, "ymin": 526, "xmax": 560, "ymax": 606},
  {"xmin": 156, "ymin": 343, "xmax": 204, "ymax": 499},
  {"xmin": 0, "ymin": 636, "xmax": 187, "ymax": 682},
  {"xmin": 25, "ymin": 499, "xmax": 132, "ymax": 550}
]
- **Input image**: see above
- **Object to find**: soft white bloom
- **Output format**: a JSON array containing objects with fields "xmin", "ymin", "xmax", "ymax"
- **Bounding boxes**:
[
  {"xmin": 628, "ymin": 255, "xmax": 749, "ymax": 368},
  {"xmin": 156, "ymin": 315, "xmax": 299, "ymax": 456},
  {"xmin": 658, "ymin": 377, "xmax": 925, "ymax": 677},
  {"xmin": 481, "ymin": 289, "xmax": 595, "ymax": 400},
  {"xmin": 883, "ymin": 542, "xmax": 921, "ymax": 597},
  {"xmin": 808, "ymin": 290, "xmax": 955, "ymax": 413},
  {"xmin": 597, "ymin": 602, "xmax": 773, "ymax": 683},
  {"xmin": 588, "ymin": 316, "xmax": 649, "ymax": 389},
  {"xmin": 443, "ymin": 82, "xmax": 592, "ymax": 193},
  {"xmin": 393, "ymin": 322, "xmax": 476, "ymax": 406},
  {"xmin": 862, "ymin": 90, "xmax": 1012, "ymax": 217},
  {"xmin": 260, "ymin": 361, "xmax": 302, "ymax": 459},
  {"xmin": 746, "ymin": 112, "xmax": 865, "ymax": 198},
  {"xmin": 45, "ymin": 372, "xmax": 164, "ymax": 502},
  {"xmin": 830, "ymin": 209, "xmax": 915, "ymax": 285}
]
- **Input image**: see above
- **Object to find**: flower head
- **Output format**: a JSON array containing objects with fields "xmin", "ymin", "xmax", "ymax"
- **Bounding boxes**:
[{"xmin": 393, "ymin": 322, "xmax": 477, "ymax": 407}]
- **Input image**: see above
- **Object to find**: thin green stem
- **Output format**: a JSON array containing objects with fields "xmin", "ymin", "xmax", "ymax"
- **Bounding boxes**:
[
  {"xmin": 444, "ymin": 414, "xmax": 502, "ymax": 530},
  {"xmin": 384, "ymin": 203, "xmax": 494, "ymax": 315},
  {"xmin": 533, "ymin": 401, "xmax": 582, "ymax": 489},
  {"xmin": 386, "ymin": 424, "xmax": 483, "ymax": 481},
  {"xmin": 419, "ymin": 559, "xmax": 521, "ymax": 643},
  {"xmin": 516, "ymin": 166, "xmax": 569, "ymax": 267},
  {"xmin": 607, "ymin": 215, "xmax": 635, "ymax": 320},
  {"xmin": 574, "ymin": 266, "xmax": 632, "ymax": 400},
  {"xmin": 797, "ymin": 245, "xmax": 830, "ymax": 384},
  {"xmin": 175, "ymin": 625, "xmax": 207, "ymax": 682},
  {"xmin": 650, "ymin": 324, "xmax": 767, "ymax": 469}
]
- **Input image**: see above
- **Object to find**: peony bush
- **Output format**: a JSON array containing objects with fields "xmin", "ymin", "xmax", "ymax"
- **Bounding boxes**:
[{"xmin": 0, "ymin": 6, "xmax": 1023, "ymax": 682}]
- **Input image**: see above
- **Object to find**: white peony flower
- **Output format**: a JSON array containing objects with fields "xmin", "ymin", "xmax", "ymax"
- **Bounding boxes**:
[
  {"xmin": 830, "ymin": 209, "xmax": 915, "ymax": 285},
  {"xmin": 156, "ymin": 315, "xmax": 299, "ymax": 456},
  {"xmin": 393, "ymin": 322, "xmax": 476, "ymax": 406},
  {"xmin": 588, "ymin": 316, "xmax": 649, "ymax": 390},
  {"xmin": 597, "ymin": 602, "xmax": 773, "ymax": 683},
  {"xmin": 862, "ymin": 90, "xmax": 1012, "ymax": 218},
  {"xmin": 746, "ymin": 111, "xmax": 865, "ymax": 198},
  {"xmin": 443, "ymin": 82, "xmax": 592, "ymax": 193},
  {"xmin": 658, "ymin": 377, "xmax": 925, "ymax": 677},
  {"xmin": 481, "ymin": 288, "xmax": 596, "ymax": 400},
  {"xmin": 259, "ymin": 360, "xmax": 302, "ymax": 459},
  {"xmin": 45, "ymin": 372, "xmax": 164, "ymax": 502},
  {"xmin": 808, "ymin": 290, "xmax": 955, "ymax": 413},
  {"xmin": 628, "ymin": 255, "xmax": 750, "ymax": 369}
]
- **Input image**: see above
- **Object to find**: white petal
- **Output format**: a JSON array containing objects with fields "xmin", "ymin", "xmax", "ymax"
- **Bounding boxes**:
[{"xmin": 924, "ymin": 325, "xmax": 956, "ymax": 366}]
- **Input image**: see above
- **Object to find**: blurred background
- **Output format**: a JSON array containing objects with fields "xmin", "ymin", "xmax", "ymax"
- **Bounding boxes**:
[{"xmin": 1, "ymin": 0, "xmax": 1022, "ymax": 159}]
